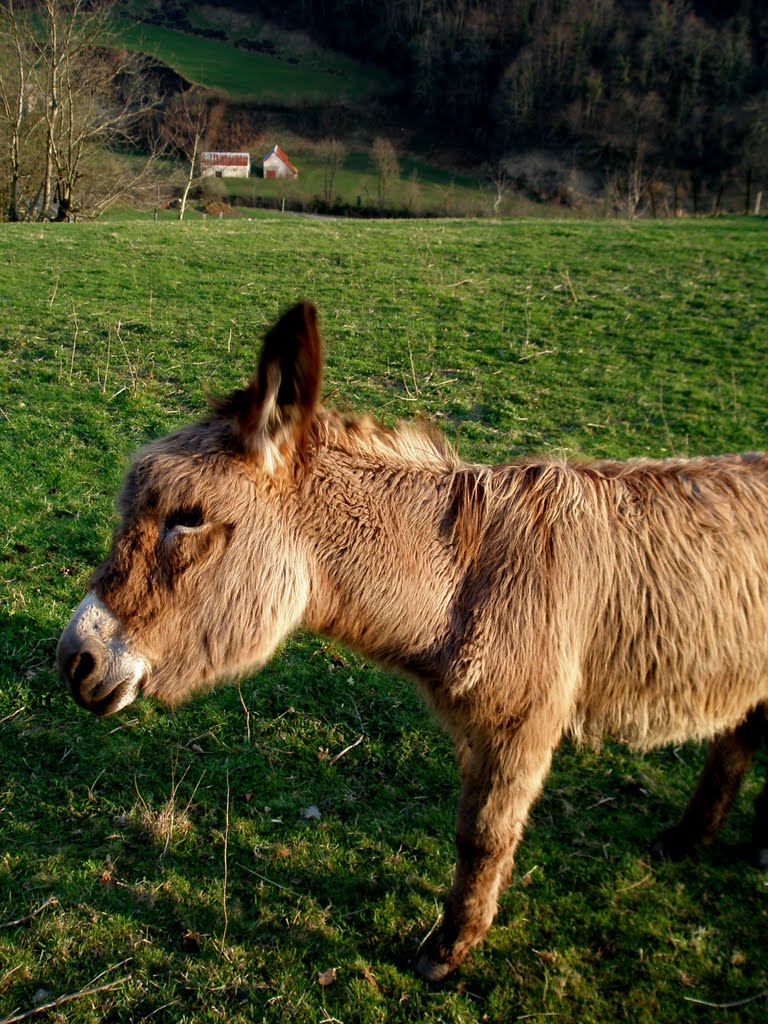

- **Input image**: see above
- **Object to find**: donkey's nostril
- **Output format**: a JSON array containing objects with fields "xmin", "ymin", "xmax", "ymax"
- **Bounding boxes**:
[{"xmin": 69, "ymin": 650, "xmax": 96, "ymax": 686}]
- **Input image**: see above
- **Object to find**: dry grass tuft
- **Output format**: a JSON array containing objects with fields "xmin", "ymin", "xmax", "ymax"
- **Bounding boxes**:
[{"xmin": 131, "ymin": 760, "xmax": 205, "ymax": 857}]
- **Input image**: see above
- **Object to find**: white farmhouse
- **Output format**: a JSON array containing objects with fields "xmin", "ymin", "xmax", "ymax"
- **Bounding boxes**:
[
  {"xmin": 200, "ymin": 152, "xmax": 251, "ymax": 178},
  {"xmin": 263, "ymin": 145, "xmax": 298, "ymax": 180}
]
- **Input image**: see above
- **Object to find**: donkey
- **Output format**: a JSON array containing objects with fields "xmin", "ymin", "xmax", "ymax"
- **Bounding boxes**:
[{"xmin": 57, "ymin": 302, "xmax": 768, "ymax": 980}]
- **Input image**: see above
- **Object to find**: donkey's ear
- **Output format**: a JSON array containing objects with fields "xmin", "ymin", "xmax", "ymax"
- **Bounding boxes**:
[{"xmin": 216, "ymin": 301, "xmax": 322, "ymax": 467}]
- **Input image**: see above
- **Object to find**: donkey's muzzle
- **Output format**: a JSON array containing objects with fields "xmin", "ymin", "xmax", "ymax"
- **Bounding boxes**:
[
  {"xmin": 57, "ymin": 631, "xmax": 110, "ymax": 715},
  {"xmin": 56, "ymin": 592, "xmax": 146, "ymax": 716}
]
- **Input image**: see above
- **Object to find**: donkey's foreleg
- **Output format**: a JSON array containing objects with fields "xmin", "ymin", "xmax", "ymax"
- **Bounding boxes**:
[
  {"xmin": 417, "ymin": 718, "xmax": 559, "ymax": 981},
  {"xmin": 652, "ymin": 705, "xmax": 766, "ymax": 862}
]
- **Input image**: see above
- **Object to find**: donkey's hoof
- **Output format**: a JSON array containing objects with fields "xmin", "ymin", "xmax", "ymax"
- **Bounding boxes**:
[
  {"xmin": 416, "ymin": 953, "xmax": 454, "ymax": 983},
  {"xmin": 651, "ymin": 826, "xmax": 694, "ymax": 862},
  {"xmin": 751, "ymin": 846, "xmax": 768, "ymax": 870},
  {"xmin": 416, "ymin": 929, "xmax": 460, "ymax": 983}
]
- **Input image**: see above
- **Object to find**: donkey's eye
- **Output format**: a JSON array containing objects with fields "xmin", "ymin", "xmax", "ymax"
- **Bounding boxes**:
[{"xmin": 164, "ymin": 506, "xmax": 205, "ymax": 532}]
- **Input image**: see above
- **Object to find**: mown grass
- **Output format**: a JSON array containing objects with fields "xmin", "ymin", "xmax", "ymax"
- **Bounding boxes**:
[{"xmin": 0, "ymin": 217, "xmax": 766, "ymax": 1023}]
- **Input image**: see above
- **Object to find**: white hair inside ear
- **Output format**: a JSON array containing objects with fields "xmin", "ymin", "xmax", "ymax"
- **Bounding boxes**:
[{"xmin": 251, "ymin": 362, "xmax": 285, "ymax": 471}]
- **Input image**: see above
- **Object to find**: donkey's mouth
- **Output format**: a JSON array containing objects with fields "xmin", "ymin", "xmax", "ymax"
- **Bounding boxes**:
[{"xmin": 70, "ymin": 674, "xmax": 144, "ymax": 718}]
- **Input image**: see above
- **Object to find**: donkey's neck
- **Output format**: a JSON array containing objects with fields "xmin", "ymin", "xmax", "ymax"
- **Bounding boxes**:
[{"xmin": 299, "ymin": 435, "xmax": 462, "ymax": 678}]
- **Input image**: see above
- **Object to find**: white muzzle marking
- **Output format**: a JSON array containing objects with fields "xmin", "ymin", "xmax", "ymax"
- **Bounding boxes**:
[{"xmin": 58, "ymin": 591, "xmax": 149, "ymax": 714}]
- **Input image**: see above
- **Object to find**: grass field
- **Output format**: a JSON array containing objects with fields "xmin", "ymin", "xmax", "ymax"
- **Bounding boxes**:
[
  {"xmin": 114, "ymin": 18, "xmax": 393, "ymax": 103},
  {"xmin": 0, "ymin": 217, "xmax": 766, "ymax": 1023},
  {"xmin": 192, "ymin": 148, "xmax": 508, "ymax": 219}
]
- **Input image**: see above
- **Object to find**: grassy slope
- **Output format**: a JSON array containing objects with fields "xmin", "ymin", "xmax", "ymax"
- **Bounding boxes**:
[
  {"xmin": 0, "ymin": 218, "xmax": 766, "ymax": 1023},
  {"xmin": 115, "ymin": 18, "xmax": 393, "ymax": 103}
]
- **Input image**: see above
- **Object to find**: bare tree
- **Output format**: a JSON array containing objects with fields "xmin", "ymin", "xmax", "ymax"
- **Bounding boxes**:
[
  {"xmin": 605, "ymin": 151, "xmax": 647, "ymax": 219},
  {"xmin": 0, "ymin": 4, "xmax": 45, "ymax": 215},
  {"xmin": 0, "ymin": 1, "xmax": 23, "ymax": 221},
  {"xmin": 372, "ymin": 136, "xmax": 399, "ymax": 209},
  {"xmin": 602, "ymin": 89, "xmax": 665, "ymax": 219},
  {"xmin": 742, "ymin": 92, "xmax": 768, "ymax": 215},
  {"xmin": 318, "ymin": 136, "xmax": 347, "ymax": 205},
  {"xmin": 0, "ymin": 0, "xmax": 158, "ymax": 221},
  {"xmin": 404, "ymin": 168, "xmax": 422, "ymax": 215},
  {"xmin": 161, "ymin": 89, "xmax": 208, "ymax": 221},
  {"xmin": 487, "ymin": 161, "xmax": 511, "ymax": 216}
]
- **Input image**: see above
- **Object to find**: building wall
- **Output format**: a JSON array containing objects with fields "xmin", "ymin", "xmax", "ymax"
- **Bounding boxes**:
[
  {"xmin": 263, "ymin": 155, "xmax": 297, "ymax": 179},
  {"xmin": 201, "ymin": 164, "xmax": 250, "ymax": 179}
]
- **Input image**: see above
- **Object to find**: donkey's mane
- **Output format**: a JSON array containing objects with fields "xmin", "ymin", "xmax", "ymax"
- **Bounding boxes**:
[
  {"xmin": 309, "ymin": 408, "xmax": 460, "ymax": 472},
  {"xmin": 306, "ymin": 406, "xmax": 766, "ymax": 508}
]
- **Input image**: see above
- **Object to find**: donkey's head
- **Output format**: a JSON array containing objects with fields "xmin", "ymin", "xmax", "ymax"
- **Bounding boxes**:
[{"xmin": 57, "ymin": 302, "xmax": 323, "ymax": 715}]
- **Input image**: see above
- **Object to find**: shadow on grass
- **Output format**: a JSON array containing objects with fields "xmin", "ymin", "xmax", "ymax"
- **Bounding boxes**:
[{"xmin": 0, "ymin": 633, "xmax": 766, "ymax": 1020}]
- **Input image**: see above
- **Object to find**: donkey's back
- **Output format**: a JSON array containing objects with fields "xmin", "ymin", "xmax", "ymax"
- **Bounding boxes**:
[{"xmin": 557, "ymin": 452, "xmax": 768, "ymax": 749}]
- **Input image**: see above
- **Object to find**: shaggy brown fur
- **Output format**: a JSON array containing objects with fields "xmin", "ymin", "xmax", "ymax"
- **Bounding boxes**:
[{"xmin": 58, "ymin": 302, "xmax": 768, "ymax": 980}]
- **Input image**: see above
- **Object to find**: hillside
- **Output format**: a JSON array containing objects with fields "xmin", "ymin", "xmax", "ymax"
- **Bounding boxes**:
[
  {"xmin": 119, "ymin": 0, "xmax": 768, "ymax": 215},
  {"xmin": 115, "ymin": 15, "xmax": 394, "ymax": 104},
  {"xmin": 2, "ymin": 1, "xmax": 766, "ymax": 219},
  {"xmin": 112, "ymin": 10, "xmax": 511, "ymax": 216}
]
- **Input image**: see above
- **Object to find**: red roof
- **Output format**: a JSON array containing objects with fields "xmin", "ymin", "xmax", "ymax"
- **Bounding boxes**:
[
  {"xmin": 263, "ymin": 145, "xmax": 298, "ymax": 174},
  {"xmin": 201, "ymin": 152, "xmax": 250, "ymax": 167}
]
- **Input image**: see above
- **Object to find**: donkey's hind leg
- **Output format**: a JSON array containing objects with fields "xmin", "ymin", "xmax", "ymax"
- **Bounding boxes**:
[
  {"xmin": 750, "ymin": 707, "xmax": 768, "ymax": 869},
  {"xmin": 652, "ymin": 705, "xmax": 766, "ymax": 862},
  {"xmin": 752, "ymin": 772, "xmax": 768, "ymax": 869}
]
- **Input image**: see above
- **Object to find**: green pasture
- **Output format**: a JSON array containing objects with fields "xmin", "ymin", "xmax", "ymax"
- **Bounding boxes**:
[
  {"xmin": 195, "ymin": 149, "xmax": 502, "ymax": 218},
  {"xmin": 0, "ymin": 217, "xmax": 766, "ymax": 1023},
  {"xmin": 114, "ymin": 18, "xmax": 393, "ymax": 103}
]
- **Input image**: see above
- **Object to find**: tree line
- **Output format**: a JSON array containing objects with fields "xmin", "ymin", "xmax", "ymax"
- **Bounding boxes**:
[{"xmin": 218, "ymin": 0, "xmax": 768, "ymax": 206}]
